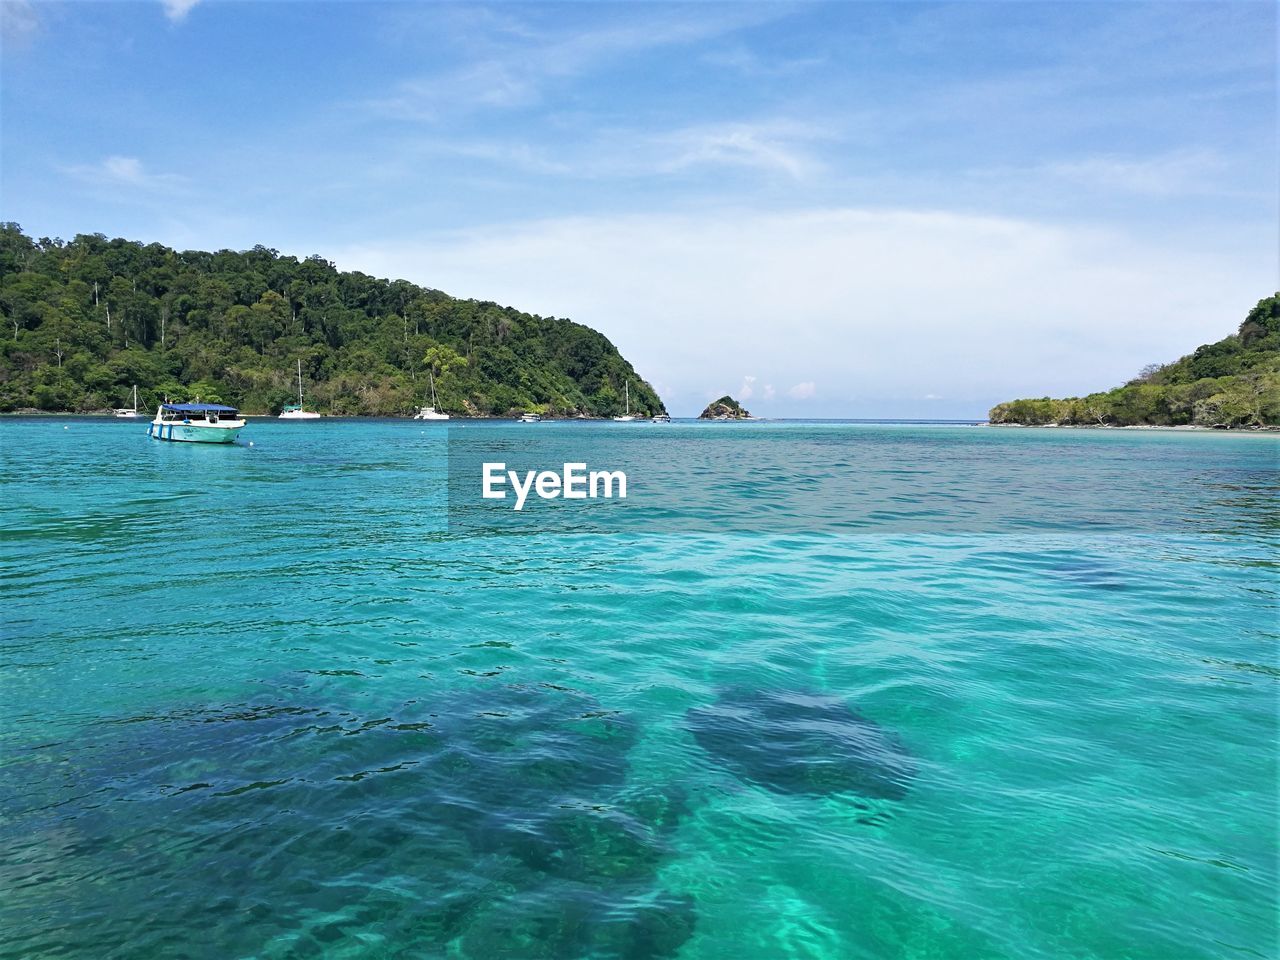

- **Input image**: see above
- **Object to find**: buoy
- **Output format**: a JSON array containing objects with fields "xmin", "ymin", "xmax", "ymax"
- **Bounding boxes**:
[
  {"xmin": 64, "ymin": 426, "xmax": 69, "ymax": 430},
  {"xmin": 249, "ymin": 441, "xmax": 254, "ymax": 447}
]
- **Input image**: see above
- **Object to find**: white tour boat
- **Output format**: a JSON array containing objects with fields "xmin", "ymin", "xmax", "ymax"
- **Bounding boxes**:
[
  {"xmin": 413, "ymin": 370, "xmax": 450, "ymax": 420},
  {"xmin": 518, "ymin": 412, "xmax": 542, "ymax": 423},
  {"xmin": 279, "ymin": 359, "xmax": 322, "ymax": 419},
  {"xmin": 148, "ymin": 403, "xmax": 246, "ymax": 443},
  {"xmin": 114, "ymin": 384, "xmax": 143, "ymax": 418},
  {"xmin": 613, "ymin": 381, "xmax": 637, "ymax": 422},
  {"xmin": 651, "ymin": 413, "xmax": 671, "ymax": 423}
]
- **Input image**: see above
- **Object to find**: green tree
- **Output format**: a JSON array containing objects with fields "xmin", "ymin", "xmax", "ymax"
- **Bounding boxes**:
[
  {"xmin": 991, "ymin": 293, "xmax": 1280, "ymax": 428},
  {"xmin": 0, "ymin": 224, "xmax": 666, "ymax": 416}
]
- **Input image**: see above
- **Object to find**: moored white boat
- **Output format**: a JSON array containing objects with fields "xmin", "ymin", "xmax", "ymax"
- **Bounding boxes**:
[
  {"xmin": 613, "ymin": 381, "xmax": 637, "ymax": 421},
  {"xmin": 518, "ymin": 412, "xmax": 542, "ymax": 423},
  {"xmin": 148, "ymin": 403, "xmax": 245, "ymax": 443},
  {"xmin": 413, "ymin": 370, "xmax": 450, "ymax": 420},
  {"xmin": 651, "ymin": 413, "xmax": 671, "ymax": 423},
  {"xmin": 115, "ymin": 385, "xmax": 142, "ymax": 418},
  {"xmin": 279, "ymin": 360, "xmax": 322, "ymax": 419}
]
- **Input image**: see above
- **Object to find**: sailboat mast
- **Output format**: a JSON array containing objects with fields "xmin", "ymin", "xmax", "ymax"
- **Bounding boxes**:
[
  {"xmin": 132, "ymin": 384, "xmax": 138, "ymax": 412},
  {"xmin": 624, "ymin": 381, "xmax": 629, "ymax": 415},
  {"xmin": 297, "ymin": 359, "xmax": 304, "ymax": 405},
  {"xmin": 429, "ymin": 369, "xmax": 438, "ymax": 406}
]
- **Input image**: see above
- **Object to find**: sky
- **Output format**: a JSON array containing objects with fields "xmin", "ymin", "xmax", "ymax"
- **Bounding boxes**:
[{"xmin": 1, "ymin": 0, "xmax": 1276, "ymax": 418}]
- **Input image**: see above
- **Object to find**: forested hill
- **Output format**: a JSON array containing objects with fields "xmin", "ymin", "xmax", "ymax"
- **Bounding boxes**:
[
  {"xmin": 0, "ymin": 224, "xmax": 665, "ymax": 417},
  {"xmin": 989, "ymin": 294, "xmax": 1280, "ymax": 428}
]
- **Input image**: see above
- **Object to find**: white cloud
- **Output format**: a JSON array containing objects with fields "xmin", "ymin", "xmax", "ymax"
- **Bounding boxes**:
[
  {"xmin": 438, "ymin": 140, "xmax": 572, "ymax": 176},
  {"xmin": 381, "ymin": 62, "xmax": 538, "ymax": 118},
  {"xmin": 161, "ymin": 0, "xmax": 202, "ymax": 23},
  {"xmin": 659, "ymin": 122, "xmax": 825, "ymax": 180},
  {"xmin": 965, "ymin": 150, "xmax": 1244, "ymax": 201},
  {"xmin": 369, "ymin": 6, "xmax": 788, "ymax": 120},
  {"xmin": 329, "ymin": 207, "xmax": 1272, "ymax": 417},
  {"xmin": 62, "ymin": 155, "xmax": 186, "ymax": 192},
  {"xmin": 0, "ymin": 0, "xmax": 39, "ymax": 46},
  {"xmin": 102, "ymin": 156, "xmax": 146, "ymax": 182},
  {"xmin": 412, "ymin": 118, "xmax": 832, "ymax": 182},
  {"xmin": 788, "ymin": 382, "xmax": 817, "ymax": 400},
  {"xmin": 1046, "ymin": 149, "xmax": 1229, "ymax": 196},
  {"xmin": 738, "ymin": 375, "xmax": 757, "ymax": 400},
  {"xmin": 702, "ymin": 44, "xmax": 825, "ymax": 77}
]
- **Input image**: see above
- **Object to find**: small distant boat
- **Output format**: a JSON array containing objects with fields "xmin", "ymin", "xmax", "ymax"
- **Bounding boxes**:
[
  {"xmin": 613, "ymin": 381, "xmax": 637, "ymax": 422},
  {"xmin": 518, "ymin": 412, "xmax": 542, "ymax": 423},
  {"xmin": 148, "ymin": 403, "xmax": 245, "ymax": 443},
  {"xmin": 413, "ymin": 370, "xmax": 450, "ymax": 420},
  {"xmin": 114, "ymin": 384, "xmax": 142, "ymax": 419},
  {"xmin": 651, "ymin": 413, "xmax": 671, "ymax": 423},
  {"xmin": 279, "ymin": 359, "xmax": 322, "ymax": 419}
]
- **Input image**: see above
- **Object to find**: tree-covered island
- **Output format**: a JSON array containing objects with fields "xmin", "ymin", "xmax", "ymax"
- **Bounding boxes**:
[
  {"xmin": 989, "ymin": 294, "xmax": 1280, "ymax": 428},
  {"xmin": 0, "ymin": 224, "xmax": 665, "ymax": 418},
  {"xmin": 699, "ymin": 396, "xmax": 752, "ymax": 420}
]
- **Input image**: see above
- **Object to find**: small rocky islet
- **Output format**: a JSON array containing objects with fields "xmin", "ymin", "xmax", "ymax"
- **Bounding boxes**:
[{"xmin": 698, "ymin": 395, "xmax": 752, "ymax": 420}]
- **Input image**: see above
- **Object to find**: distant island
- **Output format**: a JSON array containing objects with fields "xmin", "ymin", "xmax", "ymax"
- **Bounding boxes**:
[
  {"xmin": 699, "ymin": 395, "xmax": 752, "ymax": 420},
  {"xmin": 990, "ymin": 294, "xmax": 1280, "ymax": 428},
  {"xmin": 0, "ymin": 224, "xmax": 665, "ymax": 418}
]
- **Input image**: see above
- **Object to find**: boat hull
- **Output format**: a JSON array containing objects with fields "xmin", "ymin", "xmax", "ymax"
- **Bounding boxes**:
[
  {"xmin": 278, "ymin": 410, "xmax": 322, "ymax": 419},
  {"xmin": 148, "ymin": 421, "xmax": 244, "ymax": 443}
]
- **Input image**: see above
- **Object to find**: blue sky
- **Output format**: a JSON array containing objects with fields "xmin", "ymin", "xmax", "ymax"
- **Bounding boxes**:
[{"xmin": 2, "ymin": 1, "xmax": 1275, "ymax": 417}]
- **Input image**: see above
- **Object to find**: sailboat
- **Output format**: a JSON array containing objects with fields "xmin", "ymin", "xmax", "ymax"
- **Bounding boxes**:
[
  {"xmin": 612, "ymin": 381, "xmax": 637, "ymax": 422},
  {"xmin": 279, "ymin": 359, "xmax": 322, "ymax": 419},
  {"xmin": 413, "ymin": 369, "xmax": 450, "ymax": 420},
  {"xmin": 114, "ymin": 384, "xmax": 142, "ymax": 418}
]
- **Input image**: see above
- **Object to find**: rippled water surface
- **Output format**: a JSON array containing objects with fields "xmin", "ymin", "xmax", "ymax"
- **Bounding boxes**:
[{"xmin": 1, "ymin": 419, "xmax": 1276, "ymax": 959}]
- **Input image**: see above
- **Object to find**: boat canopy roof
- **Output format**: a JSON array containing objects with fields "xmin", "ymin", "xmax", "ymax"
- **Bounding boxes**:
[{"xmin": 161, "ymin": 402, "xmax": 239, "ymax": 413}]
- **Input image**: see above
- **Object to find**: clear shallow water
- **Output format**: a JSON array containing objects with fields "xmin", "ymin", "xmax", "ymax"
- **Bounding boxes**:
[{"xmin": 1, "ymin": 418, "xmax": 1276, "ymax": 960}]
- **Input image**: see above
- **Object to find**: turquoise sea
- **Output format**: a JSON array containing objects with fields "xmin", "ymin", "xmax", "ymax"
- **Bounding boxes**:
[{"xmin": 1, "ymin": 418, "xmax": 1276, "ymax": 960}]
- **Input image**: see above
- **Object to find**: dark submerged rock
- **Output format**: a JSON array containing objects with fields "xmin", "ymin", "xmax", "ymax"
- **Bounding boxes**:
[
  {"xmin": 1045, "ymin": 554, "xmax": 1128, "ymax": 591},
  {"xmin": 45, "ymin": 681, "xmax": 693, "ymax": 958},
  {"xmin": 525, "ymin": 809, "xmax": 667, "ymax": 882},
  {"xmin": 687, "ymin": 687, "xmax": 915, "ymax": 799},
  {"xmin": 457, "ymin": 885, "xmax": 697, "ymax": 960}
]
